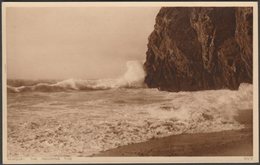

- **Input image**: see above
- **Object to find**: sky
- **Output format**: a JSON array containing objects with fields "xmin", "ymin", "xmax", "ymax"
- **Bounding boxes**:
[{"xmin": 6, "ymin": 7, "xmax": 160, "ymax": 80}]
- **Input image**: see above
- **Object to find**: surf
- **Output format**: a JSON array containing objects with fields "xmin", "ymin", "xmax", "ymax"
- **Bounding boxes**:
[
  {"xmin": 7, "ymin": 83, "xmax": 253, "ymax": 156},
  {"xmin": 7, "ymin": 60, "xmax": 146, "ymax": 93}
]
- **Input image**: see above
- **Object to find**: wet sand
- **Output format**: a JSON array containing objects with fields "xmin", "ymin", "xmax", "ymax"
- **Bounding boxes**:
[{"xmin": 94, "ymin": 109, "xmax": 253, "ymax": 156}]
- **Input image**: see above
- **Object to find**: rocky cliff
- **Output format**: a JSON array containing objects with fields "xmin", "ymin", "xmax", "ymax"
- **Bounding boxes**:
[{"xmin": 144, "ymin": 7, "xmax": 253, "ymax": 91}]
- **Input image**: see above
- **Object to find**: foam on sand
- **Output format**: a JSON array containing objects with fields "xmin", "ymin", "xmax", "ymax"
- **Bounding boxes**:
[{"xmin": 7, "ymin": 83, "xmax": 253, "ymax": 156}]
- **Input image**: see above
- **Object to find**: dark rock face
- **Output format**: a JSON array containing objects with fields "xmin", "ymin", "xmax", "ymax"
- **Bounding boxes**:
[{"xmin": 144, "ymin": 7, "xmax": 253, "ymax": 91}]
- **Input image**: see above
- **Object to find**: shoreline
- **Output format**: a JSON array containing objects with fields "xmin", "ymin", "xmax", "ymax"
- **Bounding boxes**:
[{"xmin": 94, "ymin": 109, "xmax": 253, "ymax": 156}]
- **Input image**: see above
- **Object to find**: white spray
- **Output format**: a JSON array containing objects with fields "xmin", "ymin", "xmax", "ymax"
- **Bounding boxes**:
[{"xmin": 7, "ymin": 60, "xmax": 146, "ymax": 92}]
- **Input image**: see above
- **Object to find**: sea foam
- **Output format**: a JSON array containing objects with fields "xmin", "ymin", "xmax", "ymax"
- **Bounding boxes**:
[
  {"xmin": 7, "ymin": 60, "xmax": 146, "ymax": 93},
  {"xmin": 7, "ymin": 83, "xmax": 253, "ymax": 156}
]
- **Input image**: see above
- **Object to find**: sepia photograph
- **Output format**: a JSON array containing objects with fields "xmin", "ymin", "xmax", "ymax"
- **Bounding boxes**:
[{"xmin": 2, "ymin": 1, "xmax": 259, "ymax": 164}]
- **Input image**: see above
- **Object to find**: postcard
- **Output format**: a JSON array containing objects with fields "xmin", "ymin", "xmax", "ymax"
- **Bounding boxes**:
[{"xmin": 2, "ymin": 1, "xmax": 259, "ymax": 164}]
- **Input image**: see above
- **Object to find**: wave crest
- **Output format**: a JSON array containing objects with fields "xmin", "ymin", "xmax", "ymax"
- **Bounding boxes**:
[{"xmin": 7, "ymin": 60, "xmax": 146, "ymax": 93}]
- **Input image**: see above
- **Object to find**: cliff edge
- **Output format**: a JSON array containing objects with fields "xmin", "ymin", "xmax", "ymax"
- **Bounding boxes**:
[{"xmin": 144, "ymin": 7, "xmax": 253, "ymax": 91}]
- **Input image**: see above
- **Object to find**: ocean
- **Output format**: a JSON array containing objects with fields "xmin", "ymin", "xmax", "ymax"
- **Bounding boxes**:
[{"xmin": 6, "ymin": 61, "xmax": 253, "ymax": 157}]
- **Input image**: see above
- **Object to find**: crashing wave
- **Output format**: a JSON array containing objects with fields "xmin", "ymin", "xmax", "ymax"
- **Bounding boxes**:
[{"xmin": 7, "ymin": 60, "xmax": 146, "ymax": 93}]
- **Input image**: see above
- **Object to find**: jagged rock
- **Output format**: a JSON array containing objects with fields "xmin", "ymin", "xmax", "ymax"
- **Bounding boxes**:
[{"xmin": 144, "ymin": 7, "xmax": 253, "ymax": 92}]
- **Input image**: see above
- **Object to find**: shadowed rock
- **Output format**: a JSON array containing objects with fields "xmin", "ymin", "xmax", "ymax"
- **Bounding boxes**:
[{"xmin": 144, "ymin": 7, "xmax": 253, "ymax": 92}]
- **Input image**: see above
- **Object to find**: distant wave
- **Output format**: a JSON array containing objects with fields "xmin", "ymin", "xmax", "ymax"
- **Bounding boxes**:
[{"xmin": 7, "ymin": 61, "xmax": 146, "ymax": 93}]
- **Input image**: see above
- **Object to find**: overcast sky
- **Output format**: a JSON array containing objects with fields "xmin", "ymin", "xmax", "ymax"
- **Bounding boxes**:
[{"xmin": 6, "ymin": 7, "xmax": 160, "ymax": 80}]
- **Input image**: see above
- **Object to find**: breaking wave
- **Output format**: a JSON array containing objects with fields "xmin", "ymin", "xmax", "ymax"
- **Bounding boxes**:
[
  {"xmin": 7, "ymin": 61, "xmax": 146, "ymax": 93},
  {"xmin": 7, "ymin": 83, "xmax": 253, "ymax": 156}
]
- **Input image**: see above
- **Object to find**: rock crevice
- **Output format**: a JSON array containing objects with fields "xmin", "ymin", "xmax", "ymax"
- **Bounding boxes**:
[{"xmin": 144, "ymin": 7, "xmax": 253, "ymax": 91}]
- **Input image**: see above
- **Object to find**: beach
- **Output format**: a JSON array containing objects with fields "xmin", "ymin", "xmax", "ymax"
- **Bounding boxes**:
[
  {"xmin": 7, "ymin": 82, "xmax": 253, "ymax": 157},
  {"xmin": 95, "ymin": 109, "xmax": 253, "ymax": 156}
]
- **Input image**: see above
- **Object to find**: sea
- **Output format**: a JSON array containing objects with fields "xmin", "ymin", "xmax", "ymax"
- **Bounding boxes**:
[{"xmin": 6, "ymin": 61, "xmax": 253, "ymax": 157}]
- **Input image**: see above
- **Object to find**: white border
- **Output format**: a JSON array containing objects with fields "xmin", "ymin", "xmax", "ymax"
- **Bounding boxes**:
[{"xmin": 1, "ymin": 1, "xmax": 258, "ymax": 7}]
